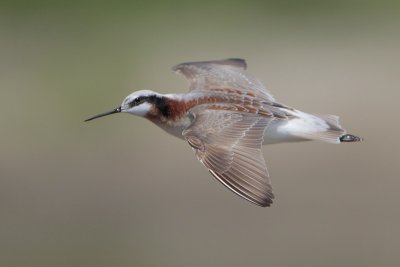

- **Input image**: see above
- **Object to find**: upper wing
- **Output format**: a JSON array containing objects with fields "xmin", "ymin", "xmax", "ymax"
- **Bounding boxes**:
[
  {"xmin": 172, "ymin": 58, "xmax": 275, "ymax": 101},
  {"xmin": 183, "ymin": 106, "xmax": 274, "ymax": 207}
]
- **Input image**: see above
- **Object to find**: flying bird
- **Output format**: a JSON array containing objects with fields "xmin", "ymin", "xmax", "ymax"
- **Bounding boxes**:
[{"xmin": 85, "ymin": 59, "xmax": 361, "ymax": 207}]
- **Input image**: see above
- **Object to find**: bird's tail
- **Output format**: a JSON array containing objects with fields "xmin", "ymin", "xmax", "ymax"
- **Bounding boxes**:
[{"xmin": 293, "ymin": 113, "xmax": 362, "ymax": 144}]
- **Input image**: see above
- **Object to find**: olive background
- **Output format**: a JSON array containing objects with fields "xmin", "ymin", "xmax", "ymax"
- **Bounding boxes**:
[{"xmin": 1, "ymin": 1, "xmax": 399, "ymax": 266}]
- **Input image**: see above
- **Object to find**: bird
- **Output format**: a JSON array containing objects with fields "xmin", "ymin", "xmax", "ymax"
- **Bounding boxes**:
[{"xmin": 85, "ymin": 58, "xmax": 361, "ymax": 207}]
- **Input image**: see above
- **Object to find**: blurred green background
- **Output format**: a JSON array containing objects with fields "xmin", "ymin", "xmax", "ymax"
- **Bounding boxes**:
[{"xmin": 1, "ymin": 1, "xmax": 399, "ymax": 266}]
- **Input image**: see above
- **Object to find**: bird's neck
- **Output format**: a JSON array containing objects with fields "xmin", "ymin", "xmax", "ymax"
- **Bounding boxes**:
[
  {"xmin": 143, "ymin": 94, "xmax": 193, "ymax": 139},
  {"xmin": 144, "ymin": 94, "xmax": 191, "ymax": 122}
]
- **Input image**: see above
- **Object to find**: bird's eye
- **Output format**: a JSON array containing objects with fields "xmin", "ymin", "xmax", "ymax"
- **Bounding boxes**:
[
  {"xmin": 134, "ymin": 97, "xmax": 142, "ymax": 104},
  {"xmin": 129, "ymin": 97, "xmax": 143, "ymax": 107}
]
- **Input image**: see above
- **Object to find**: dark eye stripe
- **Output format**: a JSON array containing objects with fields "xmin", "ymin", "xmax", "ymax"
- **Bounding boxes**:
[
  {"xmin": 128, "ymin": 94, "xmax": 170, "ymax": 117},
  {"xmin": 129, "ymin": 96, "xmax": 146, "ymax": 107}
]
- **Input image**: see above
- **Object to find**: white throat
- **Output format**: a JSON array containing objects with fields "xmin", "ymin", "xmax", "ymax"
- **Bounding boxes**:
[{"xmin": 124, "ymin": 102, "xmax": 152, "ymax": 117}]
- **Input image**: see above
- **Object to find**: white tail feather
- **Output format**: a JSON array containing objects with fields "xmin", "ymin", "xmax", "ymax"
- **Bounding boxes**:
[
  {"xmin": 276, "ymin": 111, "xmax": 345, "ymax": 144},
  {"xmin": 294, "ymin": 113, "xmax": 344, "ymax": 144}
]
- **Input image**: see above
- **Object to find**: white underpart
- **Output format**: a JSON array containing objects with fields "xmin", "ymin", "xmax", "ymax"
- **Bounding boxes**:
[
  {"xmin": 157, "ymin": 116, "xmax": 192, "ymax": 139},
  {"xmin": 263, "ymin": 110, "xmax": 331, "ymax": 145},
  {"xmin": 125, "ymin": 102, "xmax": 152, "ymax": 116},
  {"xmin": 280, "ymin": 110, "xmax": 329, "ymax": 134}
]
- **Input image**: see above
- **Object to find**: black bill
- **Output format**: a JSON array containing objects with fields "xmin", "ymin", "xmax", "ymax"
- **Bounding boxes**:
[{"xmin": 84, "ymin": 107, "xmax": 121, "ymax": 122}]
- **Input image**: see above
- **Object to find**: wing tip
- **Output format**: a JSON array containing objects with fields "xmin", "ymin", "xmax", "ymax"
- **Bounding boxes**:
[
  {"xmin": 223, "ymin": 58, "xmax": 247, "ymax": 69},
  {"xmin": 259, "ymin": 200, "xmax": 273, "ymax": 207},
  {"xmin": 258, "ymin": 190, "xmax": 274, "ymax": 207},
  {"xmin": 209, "ymin": 169, "xmax": 274, "ymax": 208},
  {"xmin": 172, "ymin": 58, "xmax": 247, "ymax": 73}
]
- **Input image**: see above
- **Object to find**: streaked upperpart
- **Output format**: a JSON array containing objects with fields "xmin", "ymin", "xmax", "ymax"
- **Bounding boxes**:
[{"xmin": 85, "ymin": 58, "xmax": 362, "ymax": 207}]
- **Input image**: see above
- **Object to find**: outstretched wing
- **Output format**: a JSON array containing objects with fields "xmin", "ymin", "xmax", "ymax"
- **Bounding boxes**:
[
  {"xmin": 183, "ymin": 106, "xmax": 274, "ymax": 207},
  {"xmin": 172, "ymin": 58, "xmax": 275, "ymax": 101}
]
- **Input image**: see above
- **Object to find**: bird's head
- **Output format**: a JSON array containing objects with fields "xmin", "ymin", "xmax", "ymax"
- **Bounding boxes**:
[{"xmin": 85, "ymin": 90, "xmax": 165, "ymax": 121}]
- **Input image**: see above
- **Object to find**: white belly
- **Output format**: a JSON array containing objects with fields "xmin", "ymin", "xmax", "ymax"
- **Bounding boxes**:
[
  {"xmin": 154, "ymin": 116, "xmax": 192, "ymax": 140},
  {"xmin": 263, "ymin": 110, "xmax": 340, "ymax": 145},
  {"xmin": 263, "ymin": 119, "xmax": 308, "ymax": 145}
]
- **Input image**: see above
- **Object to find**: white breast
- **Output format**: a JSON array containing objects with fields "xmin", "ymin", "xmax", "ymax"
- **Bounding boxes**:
[{"xmin": 154, "ymin": 115, "xmax": 193, "ymax": 140}]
